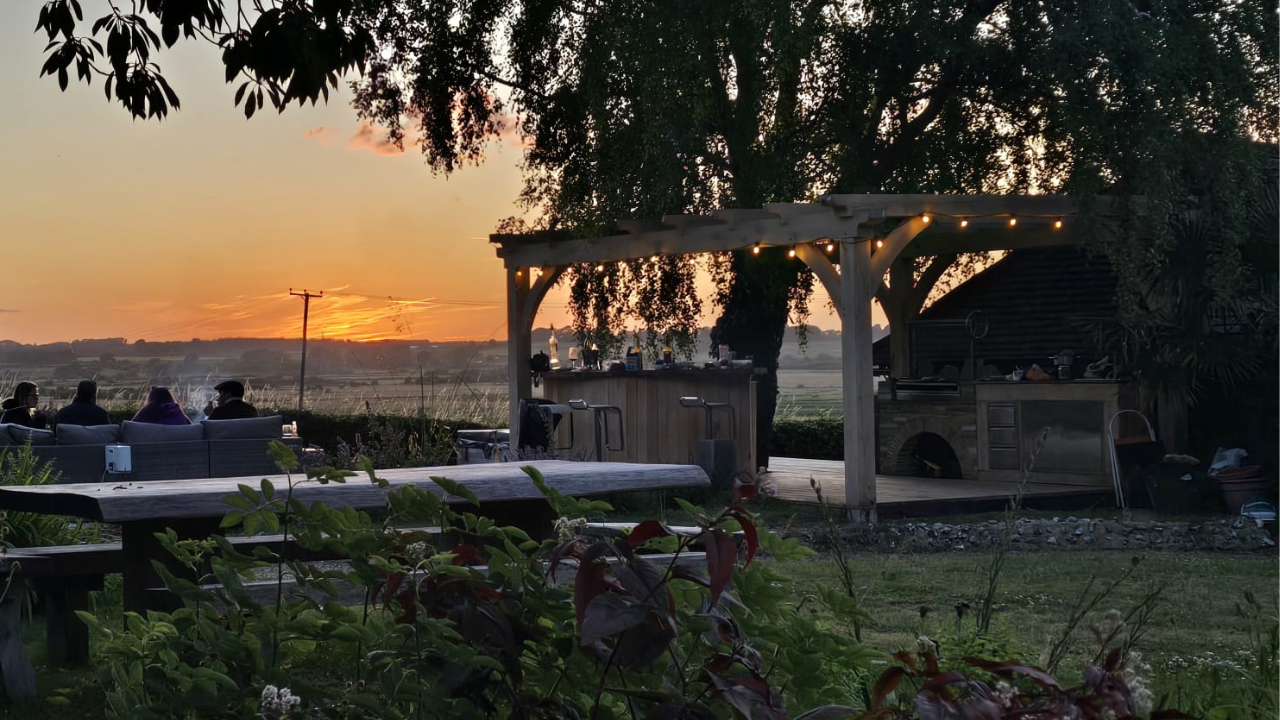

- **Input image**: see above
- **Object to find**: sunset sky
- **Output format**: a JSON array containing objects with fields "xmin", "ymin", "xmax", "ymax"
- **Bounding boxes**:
[{"xmin": 0, "ymin": 2, "xmax": 850, "ymax": 346}]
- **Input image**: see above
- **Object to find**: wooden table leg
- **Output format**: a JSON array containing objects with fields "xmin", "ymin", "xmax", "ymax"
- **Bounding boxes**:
[
  {"xmin": 121, "ymin": 517, "xmax": 223, "ymax": 615},
  {"xmin": 0, "ymin": 595, "xmax": 36, "ymax": 698},
  {"xmin": 38, "ymin": 576, "xmax": 102, "ymax": 665}
]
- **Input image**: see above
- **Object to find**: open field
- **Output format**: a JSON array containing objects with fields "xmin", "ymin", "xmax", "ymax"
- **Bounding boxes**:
[
  {"xmin": 1, "ymin": 356, "xmax": 847, "ymax": 422},
  {"xmin": 777, "ymin": 368, "xmax": 847, "ymax": 418}
]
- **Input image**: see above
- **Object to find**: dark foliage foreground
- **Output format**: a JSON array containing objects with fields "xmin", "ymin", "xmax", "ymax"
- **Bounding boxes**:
[{"xmin": 73, "ymin": 442, "xmax": 1176, "ymax": 719}]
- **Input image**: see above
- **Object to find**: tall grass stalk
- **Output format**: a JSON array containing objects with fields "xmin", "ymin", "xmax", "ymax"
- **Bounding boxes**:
[
  {"xmin": 810, "ymin": 477, "xmax": 863, "ymax": 642},
  {"xmin": 974, "ymin": 426, "xmax": 1050, "ymax": 635},
  {"xmin": 1042, "ymin": 557, "xmax": 1144, "ymax": 674}
]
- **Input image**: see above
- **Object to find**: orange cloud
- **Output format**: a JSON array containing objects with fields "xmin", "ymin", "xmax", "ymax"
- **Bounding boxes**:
[
  {"xmin": 303, "ymin": 126, "xmax": 338, "ymax": 147},
  {"xmin": 348, "ymin": 120, "xmax": 411, "ymax": 156}
]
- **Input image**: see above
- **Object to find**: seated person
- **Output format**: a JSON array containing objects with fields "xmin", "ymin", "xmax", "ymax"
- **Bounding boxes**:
[
  {"xmin": 0, "ymin": 382, "xmax": 48, "ymax": 428},
  {"xmin": 132, "ymin": 387, "xmax": 192, "ymax": 425},
  {"xmin": 53, "ymin": 380, "xmax": 112, "ymax": 427},
  {"xmin": 205, "ymin": 380, "xmax": 259, "ymax": 420}
]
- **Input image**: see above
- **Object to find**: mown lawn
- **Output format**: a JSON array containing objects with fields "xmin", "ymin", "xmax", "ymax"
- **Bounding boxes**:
[{"xmin": 2, "ymin": 548, "xmax": 1273, "ymax": 720}]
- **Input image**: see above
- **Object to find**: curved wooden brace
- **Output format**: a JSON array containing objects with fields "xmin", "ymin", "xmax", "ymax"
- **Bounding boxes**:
[
  {"xmin": 519, "ymin": 265, "xmax": 567, "ymax": 332},
  {"xmin": 794, "ymin": 243, "xmax": 843, "ymax": 320},
  {"xmin": 867, "ymin": 216, "xmax": 930, "ymax": 289}
]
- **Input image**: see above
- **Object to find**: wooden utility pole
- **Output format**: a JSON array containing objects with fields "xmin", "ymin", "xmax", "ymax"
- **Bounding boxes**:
[{"xmin": 290, "ymin": 289, "xmax": 323, "ymax": 411}]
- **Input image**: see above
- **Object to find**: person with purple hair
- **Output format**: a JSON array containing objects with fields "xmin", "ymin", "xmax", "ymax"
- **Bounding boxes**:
[{"xmin": 131, "ymin": 387, "xmax": 192, "ymax": 425}]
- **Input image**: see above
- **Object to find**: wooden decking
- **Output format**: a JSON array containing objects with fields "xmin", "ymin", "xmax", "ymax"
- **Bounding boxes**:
[{"xmin": 764, "ymin": 457, "xmax": 1106, "ymax": 512}]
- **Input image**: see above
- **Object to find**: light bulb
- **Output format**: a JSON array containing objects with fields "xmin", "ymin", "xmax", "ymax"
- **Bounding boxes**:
[
  {"xmin": 650, "ymin": 255, "xmax": 659, "ymax": 262},
  {"xmin": 515, "ymin": 269, "xmax": 523, "ymax": 277},
  {"xmin": 875, "ymin": 239, "xmax": 884, "ymax": 249},
  {"xmin": 595, "ymin": 264, "xmax": 605, "ymax": 272},
  {"xmin": 921, "ymin": 214, "xmax": 931, "ymax": 224},
  {"xmin": 959, "ymin": 218, "xmax": 969, "ymax": 229},
  {"xmin": 752, "ymin": 245, "xmax": 761, "ymax": 255},
  {"xmin": 825, "ymin": 243, "xmax": 834, "ymax": 252},
  {"xmin": 1054, "ymin": 218, "xmax": 1063, "ymax": 229},
  {"xmin": 1008, "ymin": 217, "xmax": 1018, "ymax": 227},
  {"xmin": 788, "ymin": 248, "xmax": 796, "ymax": 258}
]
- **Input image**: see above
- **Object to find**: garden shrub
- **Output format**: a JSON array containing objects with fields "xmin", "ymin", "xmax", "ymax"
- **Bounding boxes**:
[
  {"xmin": 0, "ymin": 444, "xmax": 92, "ymax": 548},
  {"xmin": 770, "ymin": 418, "xmax": 844, "ymax": 461},
  {"xmin": 80, "ymin": 445, "xmax": 871, "ymax": 719},
  {"xmin": 262, "ymin": 411, "xmax": 495, "ymax": 467}
]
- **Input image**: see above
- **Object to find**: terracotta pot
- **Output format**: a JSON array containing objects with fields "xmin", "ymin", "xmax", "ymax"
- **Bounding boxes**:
[{"xmin": 1217, "ymin": 475, "xmax": 1268, "ymax": 514}]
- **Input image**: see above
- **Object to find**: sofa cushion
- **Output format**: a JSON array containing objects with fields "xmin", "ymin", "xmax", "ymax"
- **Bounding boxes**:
[
  {"xmin": 202, "ymin": 415, "xmax": 283, "ymax": 440},
  {"xmin": 120, "ymin": 421, "xmax": 204, "ymax": 443},
  {"xmin": 56, "ymin": 423, "xmax": 121, "ymax": 445},
  {"xmin": 9, "ymin": 425, "xmax": 56, "ymax": 446}
]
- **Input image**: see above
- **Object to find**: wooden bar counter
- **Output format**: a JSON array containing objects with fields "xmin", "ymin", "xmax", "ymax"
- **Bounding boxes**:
[{"xmin": 542, "ymin": 368, "xmax": 758, "ymax": 478}]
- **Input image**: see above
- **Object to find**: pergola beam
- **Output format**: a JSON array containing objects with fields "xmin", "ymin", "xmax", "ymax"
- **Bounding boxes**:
[
  {"xmin": 899, "ymin": 226, "xmax": 1078, "ymax": 257},
  {"xmin": 822, "ymin": 193, "xmax": 1075, "ymax": 218},
  {"xmin": 492, "ymin": 206, "xmax": 875, "ymax": 268}
]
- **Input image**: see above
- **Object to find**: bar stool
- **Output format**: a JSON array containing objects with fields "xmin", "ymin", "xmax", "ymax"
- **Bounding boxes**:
[
  {"xmin": 679, "ymin": 396, "xmax": 737, "ymax": 486},
  {"xmin": 567, "ymin": 398, "xmax": 626, "ymax": 462}
]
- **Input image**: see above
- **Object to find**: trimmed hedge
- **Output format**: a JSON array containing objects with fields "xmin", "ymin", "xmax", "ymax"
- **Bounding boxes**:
[
  {"xmin": 268, "ymin": 410, "xmax": 495, "ymax": 461},
  {"xmin": 770, "ymin": 418, "xmax": 843, "ymax": 461}
]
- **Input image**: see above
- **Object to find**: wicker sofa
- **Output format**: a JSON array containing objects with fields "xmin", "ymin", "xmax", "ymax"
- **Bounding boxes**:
[{"xmin": 0, "ymin": 416, "xmax": 305, "ymax": 484}]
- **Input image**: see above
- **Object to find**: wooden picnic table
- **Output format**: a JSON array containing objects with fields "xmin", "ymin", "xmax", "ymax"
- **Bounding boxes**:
[{"xmin": 0, "ymin": 460, "xmax": 709, "ymax": 613}]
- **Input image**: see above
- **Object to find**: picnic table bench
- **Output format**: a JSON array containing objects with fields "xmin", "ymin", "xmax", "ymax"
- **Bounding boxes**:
[{"xmin": 0, "ymin": 460, "xmax": 709, "ymax": 697}]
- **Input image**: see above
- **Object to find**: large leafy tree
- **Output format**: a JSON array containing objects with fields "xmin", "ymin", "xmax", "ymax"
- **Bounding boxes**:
[{"xmin": 35, "ymin": 1, "xmax": 1276, "ymax": 461}]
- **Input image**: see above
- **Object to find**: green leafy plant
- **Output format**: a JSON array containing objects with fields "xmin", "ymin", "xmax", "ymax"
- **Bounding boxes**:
[
  {"xmin": 0, "ymin": 444, "xmax": 92, "ymax": 549},
  {"xmin": 80, "ymin": 446, "xmax": 876, "ymax": 719}
]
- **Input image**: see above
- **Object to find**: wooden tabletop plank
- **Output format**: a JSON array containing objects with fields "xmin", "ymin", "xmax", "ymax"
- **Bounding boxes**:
[{"xmin": 0, "ymin": 461, "xmax": 709, "ymax": 524}]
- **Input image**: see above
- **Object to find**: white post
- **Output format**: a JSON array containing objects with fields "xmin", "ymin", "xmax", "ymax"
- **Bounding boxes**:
[
  {"xmin": 506, "ymin": 267, "xmax": 532, "ymax": 446},
  {"xmin": 840, "ymin": 237, "xmax": 877, "ymax": 522}
]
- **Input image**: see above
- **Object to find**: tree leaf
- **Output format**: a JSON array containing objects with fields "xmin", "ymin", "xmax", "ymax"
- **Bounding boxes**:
[
  {"xmin": 963, "ymin": 658, "xmax": 1060, "ymax": 690},
  {"xmin": 794, "ymin": 706, "xmax": 857, "ymax": 720},
  {"xmin": 704, "ymin": 527, "xmax": 736, "ymax": 606},
  {"xmin": 871, "ymin": 666, "xmax": 908, "ymax": 709},
  {"xmin": 723, "ymin": 507, "xmax": 757, "ymax": 567},
  {"xmin": 579, "ymin": 592, "xmax": 648, "ymax": 645},
  {"xmin": 626, "ymin": 519, "xmax": 676, "ymax": 547},
  {"xmin": 430, "ymin": 475, "xmax": 479, "ymax": 505}
]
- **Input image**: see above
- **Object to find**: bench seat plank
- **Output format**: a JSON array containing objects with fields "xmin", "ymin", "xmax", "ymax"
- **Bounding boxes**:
[{"xmin": 0, "ymin": 461, "xmax": 709, "ymax": 523}]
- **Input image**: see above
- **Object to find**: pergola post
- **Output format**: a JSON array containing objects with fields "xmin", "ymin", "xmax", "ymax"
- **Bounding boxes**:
[
  {"xmin": 888, "ymin": 256, "xmax": 915, "ymax": 379},
  {"xmin": 506, "ymin": 267, "xmax": 532, "ymax": 446},
  {"xmin": 840, "ymin": 237, "xmax": 877, "ymax": 521}
]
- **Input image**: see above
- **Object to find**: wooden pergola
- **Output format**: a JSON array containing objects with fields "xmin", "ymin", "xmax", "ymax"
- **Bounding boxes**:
[{"xmin": 491, "ymin": 194, "xmax": 1079, "ymax": 520}]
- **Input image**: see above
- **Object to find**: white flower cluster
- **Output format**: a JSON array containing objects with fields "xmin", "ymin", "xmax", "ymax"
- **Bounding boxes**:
[
  {"xmin": 916, "ymin": 636, "xmax": 938, "ymax": 656},
  {"xmin": 1166, "ymin": 649, "xmax": 1254, "ymax": 679},
  {"xmin": 993, "ymin": 680, "xmax": 1018, "ymax": 705},
  {"xmin": 553, "ymin": 516, "xmax": 588, "ymax": 540},
  {"xmin": 403, "ymin": 541, "xmax": 432, "ymax": 563},
  {"xmin": 1122, "ymin": 652, "xmax": 1154, "ymax": 716},
  {"xmin": 261, "ymin": 685, "xmax": 302, "ymax": 716},
  {"xmin": 1103, "ymin": 609, "xmax": 1125, "ymax": 631}
]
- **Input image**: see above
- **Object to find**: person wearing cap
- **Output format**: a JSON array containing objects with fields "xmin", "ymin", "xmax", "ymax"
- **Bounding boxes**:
[{"xmin": 204, "ymin": 380, "xmax": 259, "ymax": 420}]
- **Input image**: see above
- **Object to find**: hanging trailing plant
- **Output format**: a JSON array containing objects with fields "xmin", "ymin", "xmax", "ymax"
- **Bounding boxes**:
[{"xmin": 566, "ymin": 254, "xmax": 704, "ymax": 363}]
